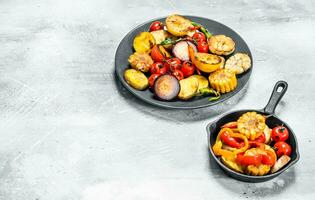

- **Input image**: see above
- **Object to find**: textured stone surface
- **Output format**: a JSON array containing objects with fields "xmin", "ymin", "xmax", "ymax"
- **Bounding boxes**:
[{"xmin": 0, "ymin": 0, "xmax": 314, "ymax": 199}]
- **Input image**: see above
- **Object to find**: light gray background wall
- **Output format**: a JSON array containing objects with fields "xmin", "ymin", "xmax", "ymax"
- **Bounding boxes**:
[{"xmin": 0, "ymin": 0, "xmax": 314, "ymax": 199}]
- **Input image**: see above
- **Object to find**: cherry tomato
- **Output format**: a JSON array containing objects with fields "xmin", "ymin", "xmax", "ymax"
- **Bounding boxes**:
[
  {"xmin": 181, "ymin": 61, "xmax": 195, "ymax": 77},
  {"xmin": 150, "ymin": 62, "xmax": 167, "ymax": 75},
  {"xmin": 149, "ymin": 21, "xmax": 164, "ymax": 32},
  {"xmin": 236, "ymin": 153, "xmax": 262, "ymax": 166},
  {"xmin": 148, "ymin": 73, "xmax": 161, "ymax": 88},
  {"xmin": 164, "ymin": 58, "xmax": 181, "ymax": 72},
  {"xmin": 197, "ymin": 41, "xmax": 209, "ymax": 53},
  {"xmin": 274, "ymin": 141, "xmax": 292, "ymax": 157},
  {"xmin": 192, "ymin": 32, "xmax": 206, "ymax": 43},
  {"xmin": 172, "ymin": 69, "xmax": 184, "ymax": 80},
  {"xmin": 151, "ymin": 45, "xmax": 165, "ymax": 62},
  {"xmin": 271, "ymin": 126, "xmax": 289, "ymax": 142}
]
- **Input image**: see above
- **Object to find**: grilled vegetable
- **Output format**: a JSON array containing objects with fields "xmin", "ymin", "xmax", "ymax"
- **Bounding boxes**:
[
  {"xmin": 208, "ymin": 35, "xmax": 235, "ymax": 55},
  {"xmin": 133, "ymin": 32, "xmax": 156, "ymax": 53},
  {"xmin": 150, "ymin": 45, "xmax": 171, "ymax": 62},
  {"xmin": 181, "ymin": 61, "xmax": 196, "ymax": 77},
  {"xmin": 150, "ymin": 30, "xmax": 170, "ymax": 44},
  {"xmin": 148, "ymin": 73, "xmax": 161, "ymax": 88},
  {"xmin": 165, "ymin": 14, "xmax": 194, "ymax": 36},
  {"xmin": 225, "ymin": 53, "xmax": 251, "ymax": 74},
  {"xmin": 128, "ymin": 52, "xmax": 153, "ymax": 73},
  {"xmin": 208, "ymin": 69, "xmax": 237, "ymax": 93},
  {"xmin": 271, "ymin": 126, "xmax": 289, "ymax": 142},
  {"xmin": 188, "ymin": 45, "xmax": 224, "ymax": 73},
  {"xmin": 149, "ymin": 21, "xmax": 164, "ymax": 32},
  {"xmin": 172, "ymin": 41, "xmax": 196, "ymax": 61},
  {"xmin": 264, "ymin": 126, "xmax": 272, "ymax": 144},
  {"xmin": 221, "ymin": 156, "xmax": 244, "ymax": 173},
  {"xmin": 154, "ymin": 74, "xmax": 180, "ymax": 100},
  {"xmin": 271, "ymin": 155, "xmax": 291, "ymax": 173},
  {"xmin": 177, "ymin": 76, "xmax": 199, "ymax": 100},
  {"xmin": 191, "ymin": 22, "xmax": 212, "ymax": 39},
  {"xmin": 197, "ymin": 88, "xmax": 220, "ymax": 101},
  {"xmin": 190, "ymin": 75, "xmax": 208, "ymax": 90},
  {"xmin": 274, "ymin": 141, "xmax": 292, "ymax": 157},
  {"xmin": 237, "ymin": 112, "xmax": 266, "ymax": 140},
  {"xmin": 124, "ymin": 69, "xmax": 149, "ymax": 90}
]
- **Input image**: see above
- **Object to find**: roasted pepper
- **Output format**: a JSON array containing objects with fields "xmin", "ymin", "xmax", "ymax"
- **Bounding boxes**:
[{"xmin": 212, "ymin": 128, "xmax": 249, "ymax": 160}]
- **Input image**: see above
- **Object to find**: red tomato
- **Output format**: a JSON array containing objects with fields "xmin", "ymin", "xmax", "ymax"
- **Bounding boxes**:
[
  {"xmin": 197, "ymin": 41, "xmax": 209, "ymax": 53},
  {"xmin": 148, "ymin": 73, "xmax": 161, "ymax": 88},
  {"xmin": 274, "ymin": 141, "xmax": 292, "ymax": 157},
  {"xmin": 192, "ymin": 32, "xmax": 206, "ymax": 42},
  {"xmin": 151, "ymin": 45, "xmax": 165, "ymax": 62},
  {"xmin": 164, "ymin": 58, "xmax": 181, "ymax": 72},
  {"xmin": 181, "ymin": 61, "xmax": 195, "ymax": 77},
  {"xmin": 271, "ymin": 126, "xmax": 289, "ymax": 142},
  {"xmin": 172, "ymin": 69, "xmax": 184, "ymax": 80},
  {"xmin": 150, "ymin": 62, "xmax": 167, "ymax": 75},
  {"xmin": 149, "ymin": 21, "xmax": 164, "ymax": 32}
]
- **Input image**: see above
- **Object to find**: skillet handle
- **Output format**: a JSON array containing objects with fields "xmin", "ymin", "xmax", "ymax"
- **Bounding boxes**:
[{"xmin": 263, "ymin": 81, "xmax": 288, "ymax": 115}]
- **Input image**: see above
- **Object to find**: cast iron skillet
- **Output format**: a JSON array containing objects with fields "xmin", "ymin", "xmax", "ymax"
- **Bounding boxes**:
[
  {"xmin": 207, "ymin": 81, "xmax": 299, "ymax": 182},
  {"xmin": 115, "ymin": 15, "xmax": 253, "ymax": 109}
]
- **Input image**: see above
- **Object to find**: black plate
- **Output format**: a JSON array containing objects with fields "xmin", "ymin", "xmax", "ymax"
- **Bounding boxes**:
[
  {"xmin": 115, "ymin": 16, "xmax": 253, "ymax": 109},
  {"xmin": 207, "ymin": 81, "xmax": 300, "ymax": 182}
]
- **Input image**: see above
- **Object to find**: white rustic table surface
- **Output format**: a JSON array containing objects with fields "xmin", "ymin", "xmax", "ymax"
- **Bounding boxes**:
[{"xmin": 0, "ymin": 0, "xmax": 314, "ymax": 199}]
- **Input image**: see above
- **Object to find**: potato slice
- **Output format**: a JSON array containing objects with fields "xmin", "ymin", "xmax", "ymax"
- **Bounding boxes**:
[
  {"xmin": 124, "ymin": 69, "xmax": 149, "ymax": 90},
  {"xmin": 177, "ymin": 76, "xmax": 199, "ymax": 100},
  {"xmin": 165, "ymin": 14, "xmax": 194, "ymax": 37},
  {"xmin": 190, "ymin": 75, "xmax": 209, "ymax": 91},
  {"xmin": 150, "ymin": 30, "xmax": 170, "ymax": 44},
  {"xmin": 133, "ymin": 32, "xmax": 156, "ymax": 53}
]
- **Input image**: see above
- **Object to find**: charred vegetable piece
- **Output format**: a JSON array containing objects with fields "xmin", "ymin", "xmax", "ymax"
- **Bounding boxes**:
[
  {"xmin": 154, "ymin": 74, "xmax": 180, "ymax": 101},
  {"xmin": 177, "ymin": 76, "xmax": 199, "ymax": 100},
  {"xmin": 208, "ymin": 69, "xmax": 237, "ymax": 93},
  {"xmin": 165, "ymin": 14, "xmax": 194, "ymax": 37},
  {"xmin": 188, "ymin": 45, "xmax": 224, "ymax": 73},
  {"xmin": 225, "ymin": 53, "xmax": 251, "ymax": 74},
  {"xmin": 197, "ymin": 88, "xmax": 220, "ymax": 101},
  {"xmin": 271, "ymin": 155, "xmax": 291, "ymax": 173},
  {"xmin": 133, "ymin": 32, "xmax": 156, "ymax": 53},
  {"xmin": 150, "ymin": 30, "xmax": 171, "ymax": 44},
  {"xmin": 172, "ymin": 41, "xmax": 197, "ymax": 61},
  {"xmin": 191, "ymin": 22, "xmax": 212, "ymax": 39},
  {"xmin": 150, "ymin": 45, "xmax": 171, "ymax": 62},
  {"xmin": 221, "ymin": 156, "xmax": 244, "ymax": 173},
  {"xmin": 237, "ymin": 112, "xmax": 266, "ymax": 140},
  {"xmin": 128, "ymin": 52, "xmax": 153, "ymax": 73},
  {"xmin": 124, "ymin": 69, "xmax": 149, "ymax": 90},
  {"xmin": 190, "ymin": 75, "xmax": 209, "ymax": 90},
  {"xmin": 208, "ymin": 35, "xmax": 235, "ymax": 56}
]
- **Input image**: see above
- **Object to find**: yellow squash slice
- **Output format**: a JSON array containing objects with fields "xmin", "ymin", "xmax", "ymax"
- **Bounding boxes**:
[
  {"xmin": 133, "ymin": 32, "xmax": 156, "ymax": 53},
  {"xmin": 188, "ymin": 46, "xmax": 224, "ymax": 73}
]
